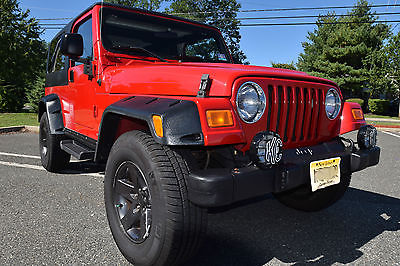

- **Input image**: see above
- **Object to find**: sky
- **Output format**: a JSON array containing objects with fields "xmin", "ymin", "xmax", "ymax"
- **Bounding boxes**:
[{"xmin": 19, "ymin": 0, "xmax": 400, "ymax": 67}]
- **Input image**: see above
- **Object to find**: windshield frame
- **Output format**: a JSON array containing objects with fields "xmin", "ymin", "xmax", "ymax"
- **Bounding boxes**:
[{"xmin": 99, "ymin": 7, "xmax": 233, "ymax": 64}]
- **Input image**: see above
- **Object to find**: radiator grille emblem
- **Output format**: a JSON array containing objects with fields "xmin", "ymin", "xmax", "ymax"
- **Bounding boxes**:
[{"xmin": 264, "ymin": 137, "xmax": 283, "ymax": 165}]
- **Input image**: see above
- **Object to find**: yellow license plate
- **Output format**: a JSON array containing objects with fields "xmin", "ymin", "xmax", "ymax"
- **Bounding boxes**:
[{"xmin": 310, "ymin": 157, "xmax": 341, "ymax": 192}]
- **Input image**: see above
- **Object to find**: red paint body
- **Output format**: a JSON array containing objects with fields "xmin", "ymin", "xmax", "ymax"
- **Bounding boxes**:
[
  {"xmin": 45, "ymin": 4, "xmax": 359, "ymax": 152},
  {"xmin": 340, "ymin": 102, "xmax": 366, "ymax": 135}
]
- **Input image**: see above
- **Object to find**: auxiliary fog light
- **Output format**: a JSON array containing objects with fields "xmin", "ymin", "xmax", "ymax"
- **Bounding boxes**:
[
  {"xmin": 250, "ymin": 131, "xmax": 283, "ymax": 168},
  {"xmin": 357, "ymin": 125, "xmax": 377, "ymax": 149}
]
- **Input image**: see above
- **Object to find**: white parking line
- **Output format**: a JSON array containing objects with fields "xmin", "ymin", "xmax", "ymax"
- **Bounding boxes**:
[
  {"xmin": 0, "ymin": 160, "xmax": 103, "ymax": 178},
  {"xmin": 382, "ymin": 131, "xmax": 400, "ymax": 139},
  {"xmin": 0, "ymin": 160, "xmax": 43, "ymax": 170},
  {"xmin": 0, "ymin": 152, "xmax": 41, "ymax": 159}
]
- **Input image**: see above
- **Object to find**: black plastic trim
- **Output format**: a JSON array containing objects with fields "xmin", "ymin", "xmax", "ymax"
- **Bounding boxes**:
[
  {"xmin": 95, "ymin": 96, "xmax": 204, "ymax": 163},
  {"xmin": 64, "ymin": 128, "xmax": 97, "ymax": 150},
  {"xmin": 38, "ymin": 94, "xmax": 65, "ymax": 135},
  {"xmin": 46, "ymin": 24, "xmax": 73, "ymax": 87},
  {"xmin": 351, "ymin": 146, "xmax": 380, "ymax": 172},
  {"xmin": 60, "ymin": 139, "xmax": 95, "ymax": 160},
  {"xmin": 187, "ymin": 140, "xmax": 380, "ymax": 207}
]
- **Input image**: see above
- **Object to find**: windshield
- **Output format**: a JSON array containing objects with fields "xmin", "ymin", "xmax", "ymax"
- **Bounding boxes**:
[{"xmin": 100, "ymin": 8, "xmax": 232, "ymax": 63}]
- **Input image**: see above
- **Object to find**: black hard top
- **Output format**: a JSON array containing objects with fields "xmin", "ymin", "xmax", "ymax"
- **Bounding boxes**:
[{"xmin": 53, "ymin": 2, "xmax": 218, "ymax": 41}]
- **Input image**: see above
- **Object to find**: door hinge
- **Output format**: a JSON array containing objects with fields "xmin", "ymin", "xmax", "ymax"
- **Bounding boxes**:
[
  {"xmin": 69, "ymin": 70, "xmax": 74, "ymax": 82},
  {"xmin": 93, "ymin": 105, "xmax": 98, "ymax": 118},
  {"xmin": 84, "ymin": 62, "xmax": 94, "ymax": 80}
]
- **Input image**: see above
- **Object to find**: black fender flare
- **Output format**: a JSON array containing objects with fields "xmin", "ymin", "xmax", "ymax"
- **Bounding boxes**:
[
  {"xmin": 38, "ymin": 94, "xmax": 65, "ymax": 135},
  {"xmin": 95, "ymin": 96, "xmax": 204, "ymax": 163}
]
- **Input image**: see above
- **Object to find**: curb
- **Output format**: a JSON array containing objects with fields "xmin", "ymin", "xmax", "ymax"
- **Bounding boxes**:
[
  {"xmin": 365, "ymin": 118, "xmax": 400, "ymax": 123},
  {"xmin": 24, "ymin": 125, "xmax": 40, "ymax": 133},
  {"xmin": 0, "ymin": 125, "xmax": 39, "ymax": 134},
  {"xmin": 374, "ymin": 125, "xmax": 400, "ymax": 129}
]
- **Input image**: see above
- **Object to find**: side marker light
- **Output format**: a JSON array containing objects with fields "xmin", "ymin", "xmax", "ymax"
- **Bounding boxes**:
[{"xmin": 152, "ymin": 115, "xmax": 163, "ymax": 137}]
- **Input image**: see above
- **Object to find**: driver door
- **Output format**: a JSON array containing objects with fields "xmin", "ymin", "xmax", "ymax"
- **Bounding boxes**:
[{"xmin": 68, "ymin": 15, "xmax": 98, "ymax": 139}]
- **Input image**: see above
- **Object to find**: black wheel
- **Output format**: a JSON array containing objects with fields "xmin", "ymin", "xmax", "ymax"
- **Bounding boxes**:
[
  {"xmin": 104, "ymin": 131, "xmax": 207, "ymax": 266},
  {"xmin": 39, "ymin": 113, "xmax": 70, "ymax": 172},
  {"xmin": 274, "ymin": 173, "xmax": 351, "ymax": 212}
]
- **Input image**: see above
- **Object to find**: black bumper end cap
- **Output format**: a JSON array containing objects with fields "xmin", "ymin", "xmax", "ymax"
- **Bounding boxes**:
[{"xmin": 351, "ymin": 146, "xmax": 380, "ymax": 172}]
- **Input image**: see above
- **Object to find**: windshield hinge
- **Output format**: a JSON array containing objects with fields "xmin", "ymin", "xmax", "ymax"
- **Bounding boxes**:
[{"xmin": 197, "ymin": 74, "xmax": 210, "ymax": 98}]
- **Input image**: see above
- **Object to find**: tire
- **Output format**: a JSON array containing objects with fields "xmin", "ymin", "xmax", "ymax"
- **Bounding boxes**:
[
  {"xmin": 274, "ymin": 173, "xmax": 351, "ymax": 212},
  {"xmin": 104, "ymin": 131, "xmax": 207, "ymax": 266},
  {"xmin": 39, "ymin": 113, "xmax": 70, "ymax": 172}
]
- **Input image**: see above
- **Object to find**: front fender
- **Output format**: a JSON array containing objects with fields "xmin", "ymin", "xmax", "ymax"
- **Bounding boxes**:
[
  {"xmin": 38, "ymin": 94, "xmax": 64, "ymax": 135},
  {"xmin": 95, "ymin": 96, "xmax": 204, "ymax": 162},
  {"xmin": 340, "ymin": 102, "xmax": 366, "ymax": 135}
]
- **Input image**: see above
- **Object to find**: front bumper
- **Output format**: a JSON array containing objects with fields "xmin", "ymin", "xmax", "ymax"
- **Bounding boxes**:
[{"xmin": 187, "ymin": 139, "xmax": 380, "ymax": 207}]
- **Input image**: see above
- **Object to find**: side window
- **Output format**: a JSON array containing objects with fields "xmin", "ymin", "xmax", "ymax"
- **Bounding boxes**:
[
  {"xmin": 75, "ymin": 17, "xmax": 93, "ymax": 65},
  {"xmin": 48, "ymin": 36, "xmax": 67, "ymax": 73}
]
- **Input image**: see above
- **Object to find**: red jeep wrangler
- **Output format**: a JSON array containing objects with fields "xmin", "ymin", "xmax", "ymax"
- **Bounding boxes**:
[{"xmin": 39, "ymin": 2, "xmax": 380, "ymax": 265}]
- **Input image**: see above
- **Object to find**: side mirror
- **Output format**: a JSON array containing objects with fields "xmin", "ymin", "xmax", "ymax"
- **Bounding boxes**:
[{"xmin": 60, "ymin": 33, "xmax": 83, "ymax": 59}]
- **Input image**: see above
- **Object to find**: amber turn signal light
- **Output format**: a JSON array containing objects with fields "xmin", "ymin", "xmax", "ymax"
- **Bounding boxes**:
[
  {"xmin": 152, "ymin": 115, "xmax": 164, "ymax": 137},
  {"xmin": 206, "ymin": 110, "xmax": 234, "ymax": 128},
  {"xmin": 352, "ymin": 109, "xmax": 364, "ymax": 120}
]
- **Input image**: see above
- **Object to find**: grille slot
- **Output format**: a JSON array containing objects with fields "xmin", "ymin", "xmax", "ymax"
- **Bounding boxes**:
[
  {"xmin": 283, "ymin": 87, "xmax": 292, "ymax": 142},
  {"xmin": 263, "ymin": 85, "xmax": 324, "ymax": 145}
]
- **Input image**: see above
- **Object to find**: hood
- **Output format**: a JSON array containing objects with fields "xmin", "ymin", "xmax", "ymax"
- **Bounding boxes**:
[{"xmin": 104, "ymin": 61, "xmax": 338, "ymax": 97}]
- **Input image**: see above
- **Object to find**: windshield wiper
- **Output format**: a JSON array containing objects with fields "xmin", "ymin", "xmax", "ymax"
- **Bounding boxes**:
[{"xmin": 111, "ymin": 46, "xmax": 168, "ymax": 62}]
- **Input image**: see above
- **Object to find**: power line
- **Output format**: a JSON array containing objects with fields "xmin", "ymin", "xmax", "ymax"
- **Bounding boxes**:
[
  {"xmin": 171, "ymin": 4, "xmax": 400, "ymax": 15},
  {"xmin": 36, "ymin": 3, "xmax": 400, "ymax": 21},
  {"xmin": 41, "ymin": 20, "xmax": 400, "ymax": 30},
  {"xmin": 39, "ymin": 11, "xmax": 400, "ymax": 27},
  {"xmin": 40, "ymin": 24, "xmax": 69, "ymax": 26},
  {"xmin": 38, "ymin": 11, "xmax": 400, "ymax": 24},
  {"xmin": 37, "ymin": 18, "xmax": 72, "ymax": 21},
  {"xmin": 240, "ymin": 20, "xmax": 400, "ymax": 27},
  {"xmin": 238, "ymin": 12, "xmax": 400, "ymax": 21}
]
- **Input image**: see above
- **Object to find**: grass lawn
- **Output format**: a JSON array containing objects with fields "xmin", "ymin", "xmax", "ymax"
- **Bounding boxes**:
[
  {"xmin": 367, "ymin": 121, "xmax": 400, "ymax": 127},
  {"xmin": 365, "ymin": 114, "xmax": 400, "ymax": 120},
  {"xmin": 0, "ymin": 113, "xmax": 38, "ymax": 128}
]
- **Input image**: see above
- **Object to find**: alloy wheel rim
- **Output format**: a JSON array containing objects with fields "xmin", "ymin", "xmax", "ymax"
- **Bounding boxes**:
[{"xmin": 113, "ymin": 161, "xmax": 152, "ymax": 243}]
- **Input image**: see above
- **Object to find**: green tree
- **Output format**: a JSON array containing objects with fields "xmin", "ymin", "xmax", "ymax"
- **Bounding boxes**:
[
  {"xmin": 0, "ymin": 0, "xmax": 46, "ymax": 111},
  {"xmin": 271, "ymin": 62, "xmax": 297, "ymax": 71},
  {"xmin": 385, "ymin": 31, "xmax": 400, "ymax": 95},
  {"xmin": 105, "ymin": 0, "xmax": 162, "ymax": 11},
  {"xmin": 26, "ymin": 77, "xmax": 45, "ymax": 112},
  {"xmin": 168, "ymin": 0, "xmax": 247, "ymax": 64},
  {"xmin": 297, "ymin": 0, "xmax": 390, "ymax": 97},
  {"xmin": 385, "ymin": 31, "xmax": 400, "ymax": 116}
]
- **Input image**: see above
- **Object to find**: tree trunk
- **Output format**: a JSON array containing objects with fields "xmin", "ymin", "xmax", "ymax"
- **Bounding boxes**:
[{"xmin": 398, "ymin": 101, "xmax": 400, "ymax": 118}]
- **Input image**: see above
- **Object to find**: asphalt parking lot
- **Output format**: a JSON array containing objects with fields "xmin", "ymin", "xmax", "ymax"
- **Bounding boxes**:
[{"xmin": 0, "ymin": 131, "xmax": 399, "ymax": 265}]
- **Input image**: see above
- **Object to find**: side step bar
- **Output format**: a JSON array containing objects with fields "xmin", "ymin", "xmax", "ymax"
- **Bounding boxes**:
[{"xmin": 60, "ymin": 140, "xmax": 95, "ymax": 160}]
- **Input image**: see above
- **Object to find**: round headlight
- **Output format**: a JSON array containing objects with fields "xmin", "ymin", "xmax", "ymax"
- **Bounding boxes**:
[
  {"xmin": 325, "ymin": 88, "xmax": 341, "ymax": 120},
  {"xmin": 236, "ymin": 82, "xmax": 266, "ymax": 123}
]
